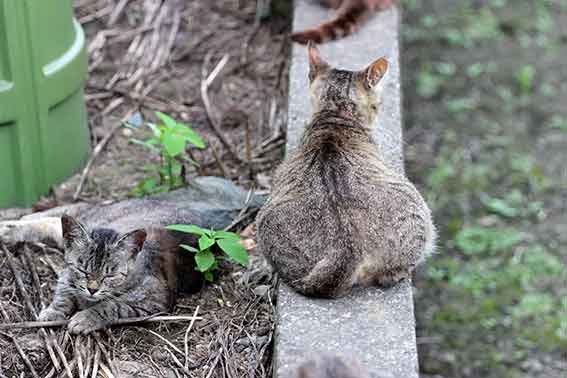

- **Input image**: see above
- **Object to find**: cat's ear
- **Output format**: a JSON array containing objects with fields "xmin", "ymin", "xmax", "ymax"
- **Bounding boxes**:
[
  {"xmin": 362, "ymin": 57, "xmax": 388, "ymax": 89},
  {"xmin": 307, "ymin": 41, "xmax": 329, "ymax": 82},
  {"xmin": 116, "ymin": 229, "xmax": 147, "ymax": 258},
  {"xmin": 296, "ymin": 365, "xmax": 314, "ymax": 378},
  {"xmin": 61, "ymin": 215, "xmax": 90, "ymax": 250}
]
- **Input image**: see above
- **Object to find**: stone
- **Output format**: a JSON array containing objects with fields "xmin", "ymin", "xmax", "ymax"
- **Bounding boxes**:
[{"xmin": 274, "ymin": 2, "xmax": 418, "ymax": 378}]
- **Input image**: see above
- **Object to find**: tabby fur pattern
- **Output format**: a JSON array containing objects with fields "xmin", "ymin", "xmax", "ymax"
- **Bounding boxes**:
[
  {"xmin": 39, "ymin": 215, "xmax": 200, "ymax": 334},
  {"xmin": 256, "ymin": 43, "xmax": 435, "ymax": 298},
  {"xmin": 291, "ymin": 0, "xmax": 394, "ymax": 44}
]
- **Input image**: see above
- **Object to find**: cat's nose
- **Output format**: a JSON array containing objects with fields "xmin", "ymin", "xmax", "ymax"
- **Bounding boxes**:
[{"xmin": 87, "ymin": 286, "xmax": 98, "ymax": 295}]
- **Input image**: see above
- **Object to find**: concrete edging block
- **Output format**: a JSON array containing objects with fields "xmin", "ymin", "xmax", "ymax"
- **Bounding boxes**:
[{"xmin": 274, "ymin": 1, "xmax": 418, "ymax": 377}]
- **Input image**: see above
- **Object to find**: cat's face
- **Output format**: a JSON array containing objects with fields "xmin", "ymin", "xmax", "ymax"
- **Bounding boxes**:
[
  {"xmin": 60, "ymin": 215, "xmax": 146, "ymax": 304},
  {"xmin": 307, "ymin": 43, "xmax": 388, "ymax": 125}
]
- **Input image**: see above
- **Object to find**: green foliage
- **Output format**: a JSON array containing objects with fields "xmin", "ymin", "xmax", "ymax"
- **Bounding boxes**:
[
  {"xmin": 129, "ymin": 112, "xmax": 205, "ymax": 197},
  {"xmin": 166, "ymin": 224, "xmax": 248, "ymax": 282},
  {"xmin": 402, "ymin": 0, "xmax": 567, "ymax": 374},
  {"xmin": 455, "ymin": 227, "xmax": 523, "ymax": 255},
  {"xmin": 515, "ymin": 65, "xmax": 536, "ymax": 94},
  {"xmin": 547, "ymin": 115, "xmax": 567, "ymax": 132}
]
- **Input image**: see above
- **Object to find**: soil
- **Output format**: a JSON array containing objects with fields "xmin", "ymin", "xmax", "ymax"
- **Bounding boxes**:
[
  {"xmin": 401, "ymin": 1, "xmax": 567, "ymax": 377},
  {"xmin": 0, "ymin": 1, "xmax": 290, "ymax": 377},
  {"xmin": 55, "ymin": 0, "xmax": 291, "ymax": 203}
]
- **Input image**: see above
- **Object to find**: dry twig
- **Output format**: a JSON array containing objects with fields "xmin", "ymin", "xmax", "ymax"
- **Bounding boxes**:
[
  {"xmin": 0, "ymin": 314, "xmax": 203, "ymax": 330},
  {"xmin": 73, "ymin": 109, "xmax": 136, "ymax": 200},
  {"xmin": 2, "ymin": 245, "xmax": 62, "ymax": 372},
  {"xmin": 184, "ymin": 306, "xmax": 200, "ymax": 369},
  {"xmin": 201, "ymin": 53, "xmax": 242, "ymax": 162},
  {"xmin": 0, "ymin": 331, "xmax": 40, "ymax": 378}
]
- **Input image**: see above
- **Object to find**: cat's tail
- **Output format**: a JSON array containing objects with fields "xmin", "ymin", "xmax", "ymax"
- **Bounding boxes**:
[
  {"xmin": 292, "ymin": 249, "xmax": 360, "ymax": 298},
  {"xmin": 291, "ymin": 0, "xmax": 393, "ymax": 44}
]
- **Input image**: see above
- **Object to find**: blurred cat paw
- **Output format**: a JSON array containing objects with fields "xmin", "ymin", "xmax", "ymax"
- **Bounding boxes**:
[
  {"xmin": 68, "ymin": 309, "xmax": 105, "ymax": 335},
  {"xmin": 0, "ymin": 221, "xmax": 26, "ymax": 244},
  {"xmin": 38, "ymin": 308, "xmax": 67, "ymax": 322},
  {"xmin": 0, "ymin": 218, "xmax": 63, "ymax": 247}
]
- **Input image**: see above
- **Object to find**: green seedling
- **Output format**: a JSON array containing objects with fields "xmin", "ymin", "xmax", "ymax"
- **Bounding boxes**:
[
  {"xmin": 129, "ymin": 112, "xmax": 205, "ymax": 196},
  {"xmin": 165, "ymin": 224, "xmax": 249, "ymax": 282}
]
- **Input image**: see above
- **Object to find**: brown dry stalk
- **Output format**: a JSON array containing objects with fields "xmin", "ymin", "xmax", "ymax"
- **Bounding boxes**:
[
  {"xmin": 0, "ymin": 331, "xmax": 40, "ymax": 378},
  {"xmin": 73, "ymin": 108, "xmax": 136, "ymax": 200},
  {"xmin": 0, "ymin": 314, "xmax": 203, "ymax": 330},
  {"xmin": 2, "ymin": 245, "xmax": 62, "ymax": 372},
  {"xmin": 200, "ymin": 53, "xmax": 242, "ymax": 162}
]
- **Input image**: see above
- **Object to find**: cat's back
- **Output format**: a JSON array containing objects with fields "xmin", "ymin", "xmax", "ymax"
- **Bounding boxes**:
[
  {"xmin": 261, "ymin": 143, "xmax": 427, "ymax": 226},
  {"xmin": 258, "ymin": 145, "xmax": 433, "ymax": 255}
]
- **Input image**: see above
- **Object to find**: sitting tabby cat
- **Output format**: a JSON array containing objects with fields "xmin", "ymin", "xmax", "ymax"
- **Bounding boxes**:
[
  {"xmin": 291, "ymin": 0, "xmax": 394, "ymax": 44},
  {"xmin": 39, "ymin": 215, "xmax": 201, "ymax": 334},
  {"xmin": 257, "ymin": 43, "xmax": 435, "ymax": 298}
]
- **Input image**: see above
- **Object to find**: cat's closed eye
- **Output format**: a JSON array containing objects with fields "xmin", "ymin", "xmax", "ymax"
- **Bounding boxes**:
[{"xmin": 74, "ymin": 266, "xmax": 88, "ymax": 275}]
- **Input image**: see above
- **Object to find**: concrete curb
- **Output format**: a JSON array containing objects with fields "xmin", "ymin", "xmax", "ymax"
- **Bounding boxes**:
[{"xmin": 274, "ymin": 2, "xmax": 418, "ymax": 377}]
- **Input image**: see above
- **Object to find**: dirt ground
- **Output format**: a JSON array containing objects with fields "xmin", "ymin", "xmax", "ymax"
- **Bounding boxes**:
[
  {"xmin": 58, "ymin": 0, "xmax": 290, "ymax": 203},
  {"xmin": 401, "ymin": 1, "xmax": 567, "ymax": 377},
  {"xmin": 0, "ymin": 1, "xmax": 290, "ymax": 377}
]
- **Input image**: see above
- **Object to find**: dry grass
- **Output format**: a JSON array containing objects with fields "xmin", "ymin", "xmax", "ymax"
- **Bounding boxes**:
[
  {"xmin": 0, "ymin": 240, "xmax": 277, "ymax": 378},
  {"xmin": 1, "ymin": 0, "xmax": 290, "ymax": 376}
]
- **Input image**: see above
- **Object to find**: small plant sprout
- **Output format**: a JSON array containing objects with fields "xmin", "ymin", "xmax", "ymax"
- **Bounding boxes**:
[
  {"xmin": 129, "ymin": 111, "xmax": 205, "ymax": 196},
  {"xmin": 165, "ymin": 224, "xmax": 249, "ymax": 282},
  {"xmin": 515, "ymin": 65, "xmax": 536, "ymax": 94}
]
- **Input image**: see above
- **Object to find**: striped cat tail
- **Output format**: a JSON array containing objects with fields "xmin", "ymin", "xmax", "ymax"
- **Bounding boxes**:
[{"xmin": 291, "ymin": 0, "xmax": 393, "ymax": 44}]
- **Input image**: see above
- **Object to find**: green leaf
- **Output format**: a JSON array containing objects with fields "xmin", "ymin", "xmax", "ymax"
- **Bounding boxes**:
[
  {"xmin": 455, "ymin": 227, "xmax": 491, "ymax": 255},
  {"xmin": 180, "ymin": 244, "xmax": 199, "ymax": 253},
  {"xmin": 129, "ymin": 138, "xmax": 160, "ymax": 153},
  {"xmin": 173, "ymin": 124, "xmax": 205, "ymax": 149},
  {"xmin": 166, "ymin": 224, "xmax": 207, "ymax": 235},
  {"xmin": 490, "ymin": 229, "xmax": 523, "ymax": 252},
  {"xmin": 162, "ymin": 132, "xmax": 185, "ymax": 157},
  {"xmin": 199, "ymin": 235, "xmax": 215, "ymax": 251},
  {"xmin": 511, "ymin": 293, "xmax": 554, "ymax": 319},
  {"xmin": 217, "ymin": 239, "xmax": 249, "ymax": 266},
  {"xmin": 213, "ymin": 231, "xmax": 242, "ymax": 240},
  {"xmin": 146, "ymin": 123, "xmax": 162, "ymax": 138},
  {"xmin": 481, "ymin": 196, "xmax": 519, "ymax": 218},
  {"xmin": 516, "ymin": 65, "xmax": 536, "ymax": 94},
  {"xmin": 204, "ymin": 271, "xmax": 214, "ymax": 282},
  {"xmin": 155, "ymin": 111, "xmax": 177, "ymax": 130},
  {"xmin": 194, "ymin": 249, "xmax": 215, "ymax": 272},
  {"xmin": 141, "ymin": 177, "xmax": 158, "ymax": 192}
]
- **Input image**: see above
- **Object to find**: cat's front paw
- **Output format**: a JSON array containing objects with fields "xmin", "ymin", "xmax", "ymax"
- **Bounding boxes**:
[
  {"xmin": 68, "ymin": 309, "xmax": 106, "ymax": 335},
  {"xmin": 38, "ymin": 307, "xmax": 67, "ymax": 322}
]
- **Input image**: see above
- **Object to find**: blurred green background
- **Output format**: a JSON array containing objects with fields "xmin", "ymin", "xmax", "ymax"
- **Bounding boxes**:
[{"xmin": 400, "ymin": 1, "xmax": 567, "ymax": 377}]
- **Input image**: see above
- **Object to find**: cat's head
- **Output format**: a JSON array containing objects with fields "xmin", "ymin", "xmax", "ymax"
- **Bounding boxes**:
[
  {"xmin": 60, "ymin": 215, "xmax": 147, "ymax": 303},
  {"xmin": 307, "ymin": 42, "xmax": 388, "ymax": 125},
  {"xmin": 295, "ymin": 354, "xmax": 369, "ymax": 378}
]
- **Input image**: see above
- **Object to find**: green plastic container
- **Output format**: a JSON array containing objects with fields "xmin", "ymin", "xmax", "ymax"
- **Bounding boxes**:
[{"xmin": 0, "ymin": 0, "xmax": 90, "ymax": 208}]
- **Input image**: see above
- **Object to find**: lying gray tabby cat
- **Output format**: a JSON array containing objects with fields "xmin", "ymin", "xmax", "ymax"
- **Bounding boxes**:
[
  {"xmin": 0, "ymin": 177, "xmax": 263, "ymax": 334},
  {"xmin": 37, "ymin": 215, "xmax": 201, "ymax": 334}
]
